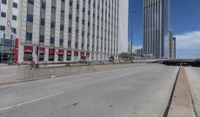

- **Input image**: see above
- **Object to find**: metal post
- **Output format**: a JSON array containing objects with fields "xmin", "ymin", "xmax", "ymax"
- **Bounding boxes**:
[
  {"xmin": 1, "ymin": 37, "xmax": 4, "ymax": 63},
  {"xmin": 130, "ymin": 10, "xmax": 136, "ymax": 62}
]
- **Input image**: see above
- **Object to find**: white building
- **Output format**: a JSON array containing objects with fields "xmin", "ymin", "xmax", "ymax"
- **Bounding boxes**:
[
  {"xmin": 0, "ymin": 0, "xmax": 18, "ymax": 39},
  {"xmin": 118, "ymin": 0, "xmax": 129, "ymax": 53},
  {"xmin": 14, "ymin": 0, "xmax": 129, "ymax": 64},
  {"xmin": 0, "ymin": 0, "xmax": 19, "ymax": 62}
]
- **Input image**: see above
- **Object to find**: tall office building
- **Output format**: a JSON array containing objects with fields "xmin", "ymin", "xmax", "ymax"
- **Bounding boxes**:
[
  {"xmin": 14, "ymin": 0, "xmax": 126, "ymax": 64},
  {"xmin": 143, "ymin": 0, "xmax": 171, "ymax": 59},
  {"xmin": 0, "ymin": 0, "xmax": 19, "ymax": 62},
  {"xmin": 118, "ymin": 0, "xmax": 129, "ymax": 53}
]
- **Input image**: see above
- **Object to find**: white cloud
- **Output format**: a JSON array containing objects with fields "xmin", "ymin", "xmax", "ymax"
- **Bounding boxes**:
[{"xmin": 175, "ymin": 31, "xmax": 200, "ymax": 58}]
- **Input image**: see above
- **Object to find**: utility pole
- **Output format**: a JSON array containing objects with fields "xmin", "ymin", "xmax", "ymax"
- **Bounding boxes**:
[{"xmin": 130, "ymin": 10, "xmax": 136, "ymax": 62}]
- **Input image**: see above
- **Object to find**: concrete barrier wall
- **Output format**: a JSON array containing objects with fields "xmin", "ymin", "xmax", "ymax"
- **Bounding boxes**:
[{"xmin": 0, "ymin": 63, "xmax": 149, "ymax": 84}]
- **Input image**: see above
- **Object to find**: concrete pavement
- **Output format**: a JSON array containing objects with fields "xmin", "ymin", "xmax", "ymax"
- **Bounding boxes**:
[
  {"xmin": 168, "ymin": 67, "xmax": 195, "ymax": 117},
  {"xmin": 185, "ymin": 67, "xmax": 200, "ymax": 117},
  {"xmin": 0, "ymin": 65, "xmax": 179, "ymax": 117}
]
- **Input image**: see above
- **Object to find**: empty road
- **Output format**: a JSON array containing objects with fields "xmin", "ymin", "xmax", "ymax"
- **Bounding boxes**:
[{"xmin": 0, "ymin": 65, "xmax": 179, "ymax": 117}]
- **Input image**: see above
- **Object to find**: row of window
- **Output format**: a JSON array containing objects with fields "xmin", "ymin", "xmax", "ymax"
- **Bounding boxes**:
[
  {"xmin": 0, "ymin": 25, "xmax": 17, "ymax": 33},
  {"xmin": 25, "ymin": 0, "xmax": 118, "ymax": 52},
  {"xmin": 1, "ymin": 0, "xmax": 18, "ymax": 8},
  {"xmin": 0, "ymin": 12, "xmax": 17, "ymax": 21}
]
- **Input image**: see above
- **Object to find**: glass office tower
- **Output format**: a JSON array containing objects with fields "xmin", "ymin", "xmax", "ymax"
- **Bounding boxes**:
[{"xmin": 143, "ymin": 0, "xmax": 170, "ymax": 59}]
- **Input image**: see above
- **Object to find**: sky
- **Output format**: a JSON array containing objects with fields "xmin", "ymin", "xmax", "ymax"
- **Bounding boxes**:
[{"xmin": 128, "ymin": 0, "xmax": 200, "ymax": 58}]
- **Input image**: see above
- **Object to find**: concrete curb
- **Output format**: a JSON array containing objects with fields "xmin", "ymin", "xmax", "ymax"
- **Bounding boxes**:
[
  {"xmin": 167, "ymin": 67, "xmax": 196, "ymax": 117},
  {"xmin": 185, "ymin": 68, "xmax": 200, "ymax": 117}
]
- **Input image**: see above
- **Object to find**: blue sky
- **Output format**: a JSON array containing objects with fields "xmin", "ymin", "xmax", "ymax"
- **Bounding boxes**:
[{"xmin": 129, "ymin": 0, "xmax": 200, "ymax": 58}]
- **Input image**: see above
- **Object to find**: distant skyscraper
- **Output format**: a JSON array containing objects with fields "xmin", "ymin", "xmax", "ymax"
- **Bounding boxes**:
[{"xmin": 143, "ymin": 0, "xmax": 171, "ymax": 59}]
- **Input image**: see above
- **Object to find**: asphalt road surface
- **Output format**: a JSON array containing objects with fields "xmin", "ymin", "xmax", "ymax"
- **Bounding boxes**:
[{"xmin": 0, "ymin": 65, "xmax": 179, "ymax": 117}]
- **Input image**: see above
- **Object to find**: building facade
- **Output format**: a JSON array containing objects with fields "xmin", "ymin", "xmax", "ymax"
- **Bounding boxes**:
[
  {"xmin": 14, "ymin": 0, "xmax": 124, "ymax": 64},
  {"xmin": 143, "ymin": 0, "xmax": 170, "ymax": 59},
  {"xmin": 0, "ymin": 0, "xmax": 19, "ymax": 62},
  {"xmin": 118, "ymin": 0, "xmax": 129, "ymax": 53}
]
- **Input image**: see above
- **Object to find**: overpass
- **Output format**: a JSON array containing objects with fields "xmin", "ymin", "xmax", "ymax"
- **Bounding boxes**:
[{"xmin": 160, "ymin": 59, "xmax": 200, "ymax": 66}]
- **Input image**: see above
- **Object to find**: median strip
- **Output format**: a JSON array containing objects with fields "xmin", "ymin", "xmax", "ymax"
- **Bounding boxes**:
[{"xmin": 167, "ymin": 67, "xmax": 196, "ymax": 117}]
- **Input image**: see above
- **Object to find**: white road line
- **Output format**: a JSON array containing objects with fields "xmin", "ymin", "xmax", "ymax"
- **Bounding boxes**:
[{"xmin": 0, "ymin": 92, "xmax": 64, "ymax": 112}]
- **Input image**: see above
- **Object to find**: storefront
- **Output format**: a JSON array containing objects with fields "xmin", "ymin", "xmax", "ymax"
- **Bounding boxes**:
[
  {"xmin": 39, "ymin": 47, "xmax": 45, "ymax": 61},
  {"xmin": 24, "ymin": 46, "xmax": 33, "ymax": 61},
  {"xmin": 80, "ymin": 52, "xmax": 85, "ymax": 60},
  {"xmin": 86, "ymin": 52, "xmax": 90, "ymax": 60},
  {"xmin": 58, "ymin": 49, "xmax": 64, "ymax": 61},
  {"xmin": 67, "ymin": 50, "xmax": 71, "ymax": 61},
  {"xmin": 74, "ymin": 51, "xmax": 79, "ymax": 61},
  {"xmin": 0, "ymin": 38, "xmax": 15, "ymax": 63},
  {"xmin": 49, "ymin": 48, "xmax": 55, "ymax": 61}
]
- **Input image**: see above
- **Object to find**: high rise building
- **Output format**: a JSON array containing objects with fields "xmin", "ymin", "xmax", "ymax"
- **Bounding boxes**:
[
  {"xmin": 118, "ymin": 0, "xmax": 129, "ymax": 53},
  {"xmin": 0, "ymin": 0, "xmax": 19, "ymax": 62},
  {"xmin": 143, "ymin": 0, "xmax": 171, "ymax": 59},
  {"xmin": 13, "ymin": 0, "xmax": 128, "ymax": 64}
]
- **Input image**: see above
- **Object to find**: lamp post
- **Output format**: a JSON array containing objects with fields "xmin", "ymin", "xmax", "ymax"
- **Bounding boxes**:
[{"xmin": 130, "ymin": 10, "xmax": 136, "ymax": 62}]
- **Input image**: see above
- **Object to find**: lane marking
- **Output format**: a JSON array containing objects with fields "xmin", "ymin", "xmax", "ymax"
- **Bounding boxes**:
[{"xmin": 0, "ymin": 92, "xmax": 64, "ymax": 112}]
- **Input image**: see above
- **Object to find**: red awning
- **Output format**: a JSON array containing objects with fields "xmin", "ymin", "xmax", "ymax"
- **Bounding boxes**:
[
  {"xmin": 74, "ymin": 51, "xmax": 79, "ymax": 56},
  {"xmin": 58, "ymin": 49, "xmax": 64, "ymax": 55},
  {"xmin": 24, "ymin": 46, "xmax": 33, "ymax": 53},
  {"xmin": 49, "ymin": 48, "xmax": 55, "ymax": 54},
  {"xmin": 40, "ymin": 48, "xmax": 45, "ymax": 54},
  {"xmin": 81, "ymin": 52, "xmax": 85, "ymax": 57},
  {"xmin": 67, "ymin": 50, "xmax": 71, "ymax": 56}
]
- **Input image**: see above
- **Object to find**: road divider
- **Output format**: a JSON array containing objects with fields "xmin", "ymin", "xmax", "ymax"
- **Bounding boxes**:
[{"xmin": 0, "ymin": 63, "xmax": 152, "ymax": 85}]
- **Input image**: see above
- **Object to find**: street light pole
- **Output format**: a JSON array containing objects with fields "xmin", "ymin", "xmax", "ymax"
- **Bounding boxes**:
[{"xmin": 130, "ymin": 10, "xmax": 136, "ymax": 62}]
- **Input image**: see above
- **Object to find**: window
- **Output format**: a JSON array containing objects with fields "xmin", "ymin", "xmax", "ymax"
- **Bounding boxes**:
[
  {"xmin": 60, "ymin": 25, "xmax": 64, "ymax": 31},
  {"xmin": 0, "ymin": 25, "xmax": 6, "ymax": 31},
  {"xmin": 61, "ymin": 10, "xmax": 65, "ymax": 17},
  {"xmin": 40, "ymin": 18, "xmax": 45, "ymax": 26},
  {"xmin": 26, "ymin": 32, "xmax": 32, "ymax": 42},
  {"xmin": 1, "ymin": 12, "xmax": 6, "ymax": 18},
  {"xmin": 12, "ymin": 15, "xmax": 17, "ymax": 21},
  {"xmin": 60, "ymin": 39, "xmax": 63, "ymax": 46},
  {"xmin": 40, "ymin": 35, "xmax": 45, "ymax": 43},
  {"xmin": 68, "ymin": 27, "xmax": 72, "ymax": 33},
  {"xmin": 13, "ymin": 2, "xmax": 18, "ymax": 8},
  {"xmin": 12, "ymin": 28, "xmax": 16, "ymax": 33},
  {"xmin": 28, "ymin": 0, "xmax": 34, "ymax": 5},
  {"xmin": 51, "ymin": 6, "xmax": 56, "ymax": 13},
  {"xmin": 50, "ymin": 37, "xmax": 55, "ymax": 44},
  {"xmin": 27, "ymin": 14, "xmax": 33, "ymax": 23},
  {"xmin": 51, "ymin": 22, "xmax": 55, "ymax": 28},
  {"xmin": 41, "ymin": 1, "xmax": 46, "ymax": 9},
  {"xmin": 2, "ymin": 0, "xmax": 7, "ymax": 4},
  {"xmin": 69, "ymin": 14, "xmax": 72, "ymax": 20}
]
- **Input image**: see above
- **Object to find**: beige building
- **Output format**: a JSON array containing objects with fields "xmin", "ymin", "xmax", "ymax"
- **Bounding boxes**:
[{"xmin": 15, "ymin": 0, "xmax": 126, "ymax": 64}]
